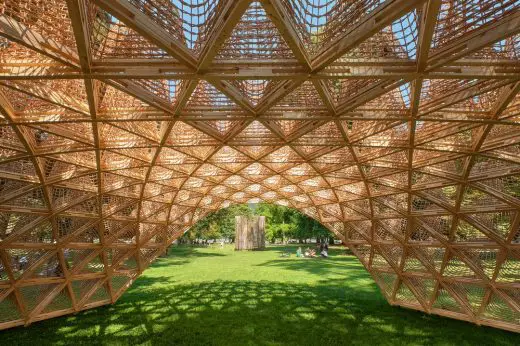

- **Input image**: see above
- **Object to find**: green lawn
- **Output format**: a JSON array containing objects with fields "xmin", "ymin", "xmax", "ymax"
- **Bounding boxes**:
[{"xmin": 2, "ymin": 245, "xmax": 519, "ymax": 345}]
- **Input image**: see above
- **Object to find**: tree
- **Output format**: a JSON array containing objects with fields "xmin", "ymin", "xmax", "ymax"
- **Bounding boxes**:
[
  {"xmin": 182, "ymin": 203, "xmax": 336, "ymax": 244},
  {"xmin": 181, "ymin": 204, "xmax": 253, "ymax": 242},
  {"xmin": 206, "ymin": 222, "xmax": 221, "ymax": 241}
]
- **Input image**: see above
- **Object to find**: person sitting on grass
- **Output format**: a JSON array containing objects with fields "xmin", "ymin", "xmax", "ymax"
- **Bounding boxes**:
[
  {"xmin": 296, "ymin": 247, "xmax": 303, "ymax": 257},
  {"xmin": 305, "ymin": 247, "xmax": 316, "ymax": 258}
]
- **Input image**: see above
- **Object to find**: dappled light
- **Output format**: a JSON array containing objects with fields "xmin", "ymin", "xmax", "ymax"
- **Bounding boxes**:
[
  {"xmin": 0, "ymin": 0, "xmax": 519, "ymax": 334},
  {"xmin": 1, "ymin": 246, "xmax": 518, "ymax": 345}
]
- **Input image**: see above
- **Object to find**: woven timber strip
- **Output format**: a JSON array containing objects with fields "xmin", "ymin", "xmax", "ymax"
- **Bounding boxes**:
[{"xmin": 0, "ymin": 0, "xmax": 519, "ymax": 333}]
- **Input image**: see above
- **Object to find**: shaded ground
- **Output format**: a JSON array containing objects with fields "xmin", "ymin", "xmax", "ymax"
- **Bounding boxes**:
[{"xmin": 1, "ymin": 245, "xmax": 519, "ymax": 345}]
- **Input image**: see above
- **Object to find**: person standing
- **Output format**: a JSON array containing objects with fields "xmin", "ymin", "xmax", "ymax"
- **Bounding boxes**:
[{"xmin": 321, "ymin": 242, "xmax": 328, "ymax": 258}]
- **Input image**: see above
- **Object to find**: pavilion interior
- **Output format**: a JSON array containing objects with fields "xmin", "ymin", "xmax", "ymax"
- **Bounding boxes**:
[{"xmin": 0, "ymin": 0, "xmax": 520, "ymax": 333}]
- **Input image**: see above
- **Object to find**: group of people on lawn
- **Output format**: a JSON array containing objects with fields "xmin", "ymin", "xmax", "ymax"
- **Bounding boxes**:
[{"xmin": 296, "ymin": 242, "xmax": 329, "ymax": 258}]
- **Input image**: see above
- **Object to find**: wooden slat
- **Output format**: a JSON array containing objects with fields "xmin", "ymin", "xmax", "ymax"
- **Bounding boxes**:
[
  {"xmin": 311, "ymin": 0, "xmax": 427, "ymax": 71},
  {"xmin": 92, "ymin": 0, "xmax": 197, "ymax": 69},
  {"xmin": 0, "ymin": 0, "xmax": 519, "ymax": 335}
]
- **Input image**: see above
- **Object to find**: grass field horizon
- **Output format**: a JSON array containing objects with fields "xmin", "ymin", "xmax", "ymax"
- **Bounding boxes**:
[{"xmin": 1, "ymin": 244, "xmax": 519, "ymax": 345}]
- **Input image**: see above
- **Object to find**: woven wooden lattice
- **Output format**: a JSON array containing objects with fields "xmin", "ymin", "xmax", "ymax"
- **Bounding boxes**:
[{"xmin": 0, "ymin": 0, "xmax": 519, "ymax": 332}]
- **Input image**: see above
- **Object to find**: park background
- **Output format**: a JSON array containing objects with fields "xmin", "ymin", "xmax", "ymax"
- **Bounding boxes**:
[{"xmin": 181, "ymin": 203, "xmax": 336, "ymax": 245}]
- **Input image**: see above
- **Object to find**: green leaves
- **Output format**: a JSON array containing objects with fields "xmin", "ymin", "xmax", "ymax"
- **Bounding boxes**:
[{"xmin": 183, "ymin": 203, "xmax": 335, "ymax": 243}]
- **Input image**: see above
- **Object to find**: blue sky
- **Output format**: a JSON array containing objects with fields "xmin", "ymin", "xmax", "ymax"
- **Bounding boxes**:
[{"xmin": 109, "ymin": 1, "xmax": 419, "ymax": 106}]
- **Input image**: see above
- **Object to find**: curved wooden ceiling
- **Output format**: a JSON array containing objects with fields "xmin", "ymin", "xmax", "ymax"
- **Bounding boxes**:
[{"xmin": 0, "ymin": 0, "xmax": 519, "ymax": 332}]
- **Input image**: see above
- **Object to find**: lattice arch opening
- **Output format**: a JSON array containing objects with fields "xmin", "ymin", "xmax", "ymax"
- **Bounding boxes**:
[{"xmin": 0, "ymin": 0, "xmax": 520, "ymax": 333}]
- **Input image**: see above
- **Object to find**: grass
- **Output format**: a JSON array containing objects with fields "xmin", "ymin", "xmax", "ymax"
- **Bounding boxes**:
[{"xmin": 1, "ymin": 245, "xmax": 519, "ymax": 345}]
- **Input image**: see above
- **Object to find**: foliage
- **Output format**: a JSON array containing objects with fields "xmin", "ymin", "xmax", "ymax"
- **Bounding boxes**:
[
  {"xmin": 181, "ymin": 203, "xmax": 334, "ymax": 243},
  {"xmin": 182, "ymin": 204, "xmax": 252, "ymax": 242},
  {"xmin": 256, "ymin": 203, "xmax": 333, "ymax": 243}
]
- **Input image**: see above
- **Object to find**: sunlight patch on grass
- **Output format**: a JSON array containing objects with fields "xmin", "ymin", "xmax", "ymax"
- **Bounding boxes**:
[{"xmin": 0, "ymin": 245, "xmax": 518, "ymax": 345}]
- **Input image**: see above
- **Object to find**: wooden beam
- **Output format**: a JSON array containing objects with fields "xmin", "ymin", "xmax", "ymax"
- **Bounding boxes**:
[
  {"xmin": 0, "ymin": 15, "xmax": 79, "ymax": 67},
  {"xmin": 5, "ymin": 63, "xmax": 520, "ymax": 81},
  {"xmin": 420, "ymin": 80, "xmax": 513, "ymax": 116},
  {"xmin": 311, "ymin": 0, "xmax": 427, "ymax": 71},
  {"xmin": 336, "ymin": 79, "xmax": 411, "ymax": 115},
  {"xmin": 261, "ymin": 0, "xmax": 311, "ymax": 68},
  {"xmin": 197, "ymin": 0, "xmax": 252, "ymax": 70},
  {"xmin": 66, "ymin": 0, "xmax": 114, "ymax": 304},
  {"xmin": 312, "ymin": 80, "xmax": 337, "ymax": 114},
  {"xmin": 255, "ymin": 79, "xmax": 306, "ymax": 114},
  {"xmin": 104, "ymin": 79, "xmax": 175, "ymax": 114},
  {"xmin": 91, "ymin": 0, "xmax": 197, "ymax": 69},
  {"xmin": 393, "ymin": 0, "xmax": 442, "ymax": 296},
  {"xmin": 427, "ymin": 11, "xmax": 520, "ymax": 71},
  {"xmin": 209, "ymin": 80, "xmax": 256, "ymax": 115},
  {"xmin": 416, "ymin": 0, "xmax": 442, "ymax": 72}
]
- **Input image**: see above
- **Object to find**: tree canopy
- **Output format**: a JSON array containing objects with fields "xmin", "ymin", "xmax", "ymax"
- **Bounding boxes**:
[{"xmin": 181, "ymin": 204, "xmax": 334, "ymax": 244}]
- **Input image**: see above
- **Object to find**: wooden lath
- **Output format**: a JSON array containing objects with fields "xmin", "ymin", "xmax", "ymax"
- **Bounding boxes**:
[{"xmin": 0, "ymin": 0, "xmax": 519, "ymax": 334}]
